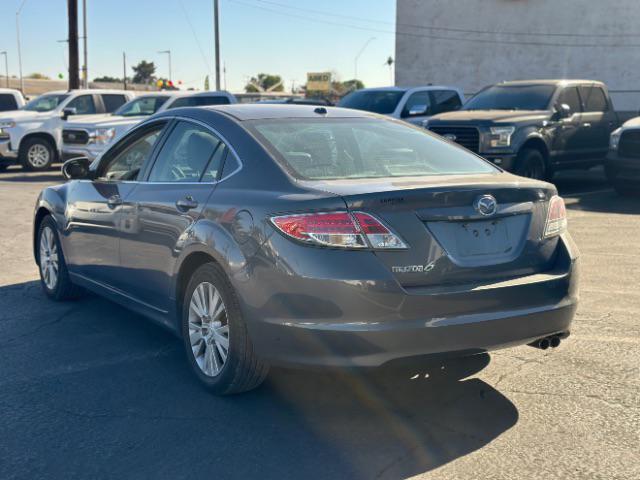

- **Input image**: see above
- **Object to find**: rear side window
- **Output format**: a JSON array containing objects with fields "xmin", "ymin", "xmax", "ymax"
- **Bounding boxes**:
[
  {"xmin": 556, "ymin": 87, "xmax": 582, "ymax": 114},
  {"xmin": 101, "ymin": 94, "xmax": 128, "ymax": 112},
  {"xmin": 580, "ymin": 86, "xmax": 608, "ymax": 112},
  {"xmin": 0, "ymin": 94, "xmax": 18, "ymax": 111},
  {"xmin": 251, "ymin": 118, "xmax": 497, "ymax": 180},
  {"xmin": 67, "ymin": 94, "xmax": 96, "ymax": 114},
  {"xmin": 148, "ymin": 121, "xmax": 221, "ymax": 182},
  {"xmin": 167, "ymin": 96, "xmax": 231, "ymax": 109},
  {"xmin": 431, "ymin": 90, "xmax": 462, "ymax": 114}
]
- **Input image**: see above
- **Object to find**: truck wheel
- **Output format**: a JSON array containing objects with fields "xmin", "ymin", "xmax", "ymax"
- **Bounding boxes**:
[
  {"xmin": 20, "ymin": 137, "xmax": 56, "ymax": 171},
  {"xmin": 515, "ymin": 148, "xmax": 546, "ymax": 180}
]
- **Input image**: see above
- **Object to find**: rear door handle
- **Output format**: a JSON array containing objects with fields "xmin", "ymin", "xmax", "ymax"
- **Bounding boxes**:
[
  {"xmin": 176, "ymin": 196, "xmax": 198, "ymax": 211},
  {"xmin": 107, "ymin": 195, "xmax": 123, "ymax": 208},
  {"xmin": 582, "ymin": 122, "xmax": 592, "ymax": 128}
]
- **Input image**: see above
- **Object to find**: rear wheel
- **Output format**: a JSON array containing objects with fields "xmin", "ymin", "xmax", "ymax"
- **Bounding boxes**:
[
  {"xmin": 37, "ymin": 216, "xmax": 81, "ymax": 300},
  {"xmin": 515, "ymin": 148, "xmax": 547, "ymax": 180},
  {"xmin": 181, "ymin": 263, "xmax": 269, "ymax": 395},
  {"xmin": 20, "ymin": 137, "xmax": 56, "ymax": 171}
]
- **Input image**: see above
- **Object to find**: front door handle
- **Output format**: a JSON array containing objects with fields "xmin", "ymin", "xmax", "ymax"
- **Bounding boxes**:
[
  {"xmin": 107, "ymin": 195, "xmax": 123, "ymax": 208},
  {"xmin": 176, "ymin": 196, "xmax": 198, "ymax": 211},
  {"xmin": 582, "ymin": 122, "xmax": 592, "ymax": 128}
]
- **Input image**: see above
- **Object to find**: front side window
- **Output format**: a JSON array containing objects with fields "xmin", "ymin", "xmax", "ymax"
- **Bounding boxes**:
[
  {"xmin": 100, "ymin": 126, "xmax": 164, "ymax": 181},
  {"xmin": 114, "ymin": 96, "xmax": 170, "ymax": 117},
  {"xmin": 101, "ymin": 94, "xmax": 128, "ymax": 113},
  {"xmin": 464, "ymin": 85, "xmax": 555, "ymax": 111},
  {"xmin": 431, "ymin": 90, "xmax": 462, "ymax": 114},
  {"xmin": 23, "ymin": 94, "xmax": 69, "ymax": 112},
  {"xmin": 166, "ymin": 96, "xmax": 231, "ymax": 109},
  {"xmin": 556, "ymin": 87, "xmax": 582, "ymax": 114},
  {"xmin": 251, "ymin": 118, "xmax": 497, "ymax": 180},
  {"xmin": 402, "ymin": 91, "xmax": 431, "ymax": 117},
  {"xmin": 67, "ymin": 95, "xmax": 96, "ymax": 115},
  {"xmin": 148, "ymin": 121, "xmax": 222, "ymax": 182},
  {"xmin": 580, "ymin": 86, "xmax": 608, "ymax": 112},
  {"xmin": 338, "ymin": 90, "xmax": 406, "ymax": 115}
]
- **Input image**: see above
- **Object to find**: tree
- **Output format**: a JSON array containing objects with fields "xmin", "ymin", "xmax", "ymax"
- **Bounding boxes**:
[
  {"xmin": 339, "ymin": 79, "xmax": 364, "ymax": 93},
  {"xmin": 93, "ymin": 75, "xmax": 122, "ymax": 83},
  {"xmin": 27, "ymin": 73, "xmax": 50, "ymax": 80},
  {"xmin": 131, "ymin": 60, "xmax": 156, "ymax": 84},
  {"xmin": 244, "ymin": 73, "xmax": 284, "ymax": 93}
]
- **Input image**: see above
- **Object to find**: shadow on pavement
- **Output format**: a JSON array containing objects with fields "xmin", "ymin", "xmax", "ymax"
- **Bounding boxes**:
[
  {"xmin": 0, "ymin": 169, "xmax": 63, "ymax": 183},
  {"xmin": 0, "ymin": 281, "xmax": 518, "ymax": 480},
  {"xmin": 564, "ymin": 189, "xmax": 640, "ymax": 215}
]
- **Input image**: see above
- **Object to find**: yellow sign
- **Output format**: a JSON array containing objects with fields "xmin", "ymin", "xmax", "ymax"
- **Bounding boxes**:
[{"xmin": 307, "ymin": 72, "xmax": 332, "ymax": 92}]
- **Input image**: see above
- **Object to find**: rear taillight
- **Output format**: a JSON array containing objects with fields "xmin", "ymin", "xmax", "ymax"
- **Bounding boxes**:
[
  {"xmin": 271, "ymin": 211, "xmax": 407, "ymax": 249},
  {"xmin": 544, "ymin": 195, "xmax": 567, "ymax": 238}
]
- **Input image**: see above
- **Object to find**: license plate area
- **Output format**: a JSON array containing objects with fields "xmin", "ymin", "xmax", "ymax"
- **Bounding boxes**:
[{"xmin": 457, "ymin": 219, "xmax": 511, "ymax": 257}]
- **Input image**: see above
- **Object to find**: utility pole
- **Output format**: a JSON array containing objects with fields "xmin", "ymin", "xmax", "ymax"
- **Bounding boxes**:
[
  {"xmin": 122, "ymin": 52, "xmax": 127, "ymax": 90},
  {"xmin": 82, "ymin": 0, "xmax": 88, "ymax": 88},
  {"xmin": 16, "ymin": 0, "xmax": 27, "ymax": 94},
  {"xmin": 213, "ymin": 0, "xmax": 221, "ymax": 90},
  {"xmin": 0, "ymin": 52, "xmax": 8, "ymax": 88},
  {"xmin": 67, "ymin": 0, "xmax": 80, "ymax": 89}
]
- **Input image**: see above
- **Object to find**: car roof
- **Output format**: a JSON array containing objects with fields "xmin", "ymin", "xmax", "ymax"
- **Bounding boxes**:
[
  {"xmin": 201, "ymin": 104, "xmax": 374, "ymax": 121},
  {"xmin": 138, "ymin": 90, "xmax": 232, "ymax": 99},
  {"xmin": 38, "ymin": 89, "xmax": 131, "ymax": 95},
  {"xmin": 350, "ymin": 85, "xmax": 460, "ymax": 93},
  {"xmin": 496, "ymin": 79, "xmax": 605, "ymax": 87}
]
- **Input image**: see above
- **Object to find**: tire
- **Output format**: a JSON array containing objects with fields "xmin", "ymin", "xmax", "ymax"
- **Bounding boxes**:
[
  {"xmin": 20, "ymin": 137, "xmax": 56, "ymax": 171},
  {"xmin": 514, "ymin": 148, "xmax": 547, "ymax": 180},
  {"xmin": 181, "ymin": 262, "xmax": 269, "ymax": 395},
  {"xmin": 37, "ymin": 216, "xmax": 81, "ymax": 300}
]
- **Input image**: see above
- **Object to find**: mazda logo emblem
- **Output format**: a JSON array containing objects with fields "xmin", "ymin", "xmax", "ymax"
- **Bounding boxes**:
[{"xmin": 474, "ymin": 195, "xmax": 498, "ymax": 216}]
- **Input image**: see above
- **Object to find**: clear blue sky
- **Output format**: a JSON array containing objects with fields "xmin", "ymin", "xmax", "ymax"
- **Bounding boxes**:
[{"xmin": 0, "ymin": 0, "xmax": 396, "ymax": 92}]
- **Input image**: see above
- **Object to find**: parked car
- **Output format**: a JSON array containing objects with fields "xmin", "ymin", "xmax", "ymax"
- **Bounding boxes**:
[
  {"xmin": 0, "ymin": 88, "xmax": 26, "ymax": 112},
  {"xmin": 338, "ymin": 86, "xmax": 464, "ymax": 126},
  {"xmin": 0, "ymin": 89, "xmax": 134, "ymax": 171},
  {"xmin": 606, "ymin": 118, "xmax": 640, "ymax": 196},
  {"xmin": 62, "ymin": 91, "xmax": 237, "ymax": 161},
  {"xmin": 259, "ymin": 97, "xmax": 333, "ymax": 106},
  {"xmin": 426, "ymin": 80, "xmax": 620, "ymax": 180},
  {"xmin": 36, "ymin": 104, "xmax": 578, "ymax": 394}
]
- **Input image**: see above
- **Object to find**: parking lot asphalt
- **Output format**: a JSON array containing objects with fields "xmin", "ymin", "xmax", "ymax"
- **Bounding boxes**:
[{"xmin": 0, "ymin": 166, "xmax": 638, "ymax": 480}]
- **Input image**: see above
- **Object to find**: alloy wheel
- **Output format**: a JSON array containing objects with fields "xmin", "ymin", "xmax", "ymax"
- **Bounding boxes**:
[
  {"xmin": 188, "ymin": 282, "xmax": 229, "ymax": 377},
  {"xmin": 27, "ymin": 144, "xmax": 50, "ymax": 168},
  {"xmin": 39, "ymin": 226, "xmax": 59, "ymax": 290}
]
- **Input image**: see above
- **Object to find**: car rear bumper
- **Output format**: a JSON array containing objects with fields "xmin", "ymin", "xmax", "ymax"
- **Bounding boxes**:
[{"xmin": 241, "ymin": 234, "xmax": 579, "ymax": 367}]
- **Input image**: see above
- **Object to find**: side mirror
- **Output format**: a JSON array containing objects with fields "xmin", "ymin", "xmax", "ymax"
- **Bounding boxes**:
[
  {"xmin": 62, "ymin": 107, "xmax": 77, "ymax": 120},
  {"xmin": 555, "ymin": 103, "xmax": 572, "ymax": 120},
  {"xmin": 404, "ymin": 104, "xmax": 429, "ymax": 118},
  {"xmin": 62, "ymin": 157, "xmax": 92, "ymax": 180}
]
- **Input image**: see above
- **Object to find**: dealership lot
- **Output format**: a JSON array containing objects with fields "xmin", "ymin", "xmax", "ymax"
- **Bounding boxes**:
[{"xmin": 0, "ymin": 168, "xmax": 638, "ymax": 479}]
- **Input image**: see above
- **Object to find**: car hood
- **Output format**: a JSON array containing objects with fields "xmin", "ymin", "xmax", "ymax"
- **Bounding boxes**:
[
  {"xmin": 0, "ymin": 109, "xmax": 51, "ymax": 122},
  {"xmin": 65, "ymin": 114, "xmax": 146, "ymax": 130},
  {"xmin": 621, "ymin": 116, "xmax": 640, "ymax": 129},
  {"xmin": 429, "ymin": 109, "xmax": 550, "ymax": 124}
]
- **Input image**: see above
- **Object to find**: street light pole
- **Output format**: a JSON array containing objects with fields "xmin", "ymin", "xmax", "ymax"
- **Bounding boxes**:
[
  {"xmin": 158, "ymin": 50, "xmax": 171, "ymax": 81},
  {"xmin": 16, "ymin": 0, "xmax": 27, "ymax": 94},
  {"xmin": 82, "ymin": 0, "xmax": 88, "ymax": 88},
  {"xmin": 213, "ymin": 0, "xmax": 221, "ymax": 90},
  {"xmin": 0, "ymin": 52, "xmax": 8, "ymax": 88},
  {"xmin": 354, "ymin": 37, "xmax": 376, "ymax": 81}
]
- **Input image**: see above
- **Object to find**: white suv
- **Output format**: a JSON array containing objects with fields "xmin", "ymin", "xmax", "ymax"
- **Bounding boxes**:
[
  {"xmin": 62, "ymin": 90, "xmax": 237, "ymax": 162},
  {"xmin": 0, "ymin": 89, "xmax": 134, "ymax": 171}
]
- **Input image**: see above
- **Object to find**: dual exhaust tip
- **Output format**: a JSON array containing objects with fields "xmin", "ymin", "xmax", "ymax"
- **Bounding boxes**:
[{"xmin": 528, "ymin": 333, "xmax": 567, "ymax": 350}]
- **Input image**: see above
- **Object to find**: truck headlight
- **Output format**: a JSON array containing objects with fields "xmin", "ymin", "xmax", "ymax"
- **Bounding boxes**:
[
  {"xmin": 90, "ymin": 128, "xmax": 116, "ymax": 145},
  {"xmin": 0, "ymin": 128, "xmax": 9, "ymax": 140},
  {"xmin": 0, "ymin": 121, "xmax": 15, "ymax": 129},
  {"xmin": 609, "ymin": 128, "xmax": 622, "ymax": 150},
  {"xmin": 489, "ymin": 126, "xmax": 516, "ymax": 148}
]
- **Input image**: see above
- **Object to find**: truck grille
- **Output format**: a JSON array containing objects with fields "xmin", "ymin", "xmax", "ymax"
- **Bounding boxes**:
[
  {"xmin": 428, "ymin": 126, "xmax": 480, "ymax": 153},
  {"xmin": 618, "ymin": 130, "xmax": 640, "ymax": 159},
  {"xmin": 62, "ymin": 129, "xmax": 90, "ymax": 145}
]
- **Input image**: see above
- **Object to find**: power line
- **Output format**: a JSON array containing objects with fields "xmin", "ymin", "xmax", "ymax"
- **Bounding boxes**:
[
  {"xmin": 178, "ymin": 0, "xmax": 213, "ymax": 75},
  {"xmin": 251, "ymin": 0, "xmax": 640, "ymax": 39},
  {"xmin": 229, "ymin": 0, "xmax": 640, "ymax": 48}
]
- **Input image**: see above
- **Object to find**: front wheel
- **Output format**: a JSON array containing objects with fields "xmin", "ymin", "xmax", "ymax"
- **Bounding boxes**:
[
  {"xmin": 514, "ymin": 148, "xmax": 547, "ymax": 180},
  {"xmin": 182, "ymin": 263, "xmax": 269, "ymax": 395},
  {"xmin": 20, "ymin": 137, "xmax": 56, "ymax": 171},
  {"xmin": 37, "ymin": 216, "xmax": 81, "ymax": 300}
]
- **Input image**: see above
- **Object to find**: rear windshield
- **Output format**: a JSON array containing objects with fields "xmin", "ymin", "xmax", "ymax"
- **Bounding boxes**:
[
  {"xmin": 338, "ymin": 90, "xmax": 405, "ymax": 114},
  {"xmin": 464, "ymin": 85, "xmax": 555, "ymax": 111},
  {"xmin": 250, "ymin": 118, "xmax": 497, "ymax": 180}
]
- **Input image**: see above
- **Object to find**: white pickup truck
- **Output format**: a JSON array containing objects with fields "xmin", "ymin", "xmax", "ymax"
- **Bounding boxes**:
[
  {"xmin": 62, "ymin": 90, "xmax": 237, "ymax": 162},
  {"xmin": 0, "ymin": 89, "xmax": 134, "ymax": 171},
  {"xmin": 0, "ymin": 89, "xmax": 26, "ymax": 112}
]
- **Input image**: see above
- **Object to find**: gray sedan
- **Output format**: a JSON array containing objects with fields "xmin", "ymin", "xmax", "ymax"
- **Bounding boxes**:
[{"xmin": 33, "ymin": 105, "xmax": 579, "ymax": 394}]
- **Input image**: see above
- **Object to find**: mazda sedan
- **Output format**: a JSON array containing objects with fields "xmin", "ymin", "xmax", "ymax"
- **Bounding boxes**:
[{"xmin": 33, "ymin": 105, "xmax": 579, "ymax": 394}]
